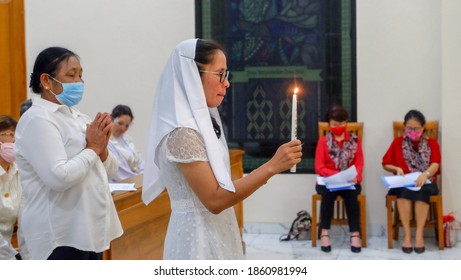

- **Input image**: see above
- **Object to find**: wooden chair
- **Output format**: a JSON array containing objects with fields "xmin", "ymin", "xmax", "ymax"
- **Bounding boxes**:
[
  {"xmin": 386, "ymin": 120, "xmax": 444, "ymax": 250},
  {"xmin": 311, "ymin": 122, "xmax": 367, "ymax": 248}
]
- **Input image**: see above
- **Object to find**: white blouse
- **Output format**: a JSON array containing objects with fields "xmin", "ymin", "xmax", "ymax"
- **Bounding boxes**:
[
  {"xmin": 0, "ymin": 163, "xmax": 22, "ymax": 260},
  {"xmin": 15, "ymin": 97, "xmax": 123, "ymax": 259},
  {"xmin": 107, "ymin": 133, "xmax": 144, "ymax": 182}
]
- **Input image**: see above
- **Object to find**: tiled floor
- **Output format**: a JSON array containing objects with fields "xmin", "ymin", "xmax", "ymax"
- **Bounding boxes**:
[{"xmin": 243, "ymin": 224, "xmax": 461, "ymax": 260}]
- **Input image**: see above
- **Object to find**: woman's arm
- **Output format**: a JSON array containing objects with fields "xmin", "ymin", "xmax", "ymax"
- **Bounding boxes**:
[
  {"xmin": 178, "ymin": 140, "xmax": 302, "ymax": 214},
  {"xmin": 415, "ymin": 162, "xmax": 439, "ymax": 187},
  {"xmin": 382, "ymin": 138, "xmax": 404, "ymax": 175},
  {"xmin": 314, "ymin": 137, "xmax": 339, "ymax": 177},
  {"xmin": 102, "ymin": 152, "xmax": 119, "ymax": 181},
  {"xmin": 353, "ymin": 138, "xmax": 364, "ymax": 183},
  {"xmin": 126, "ymin": 134, "xmax": 145, "ymax": 172},
  {"xmin": 383, "ymin": 164, "xmax": 404, "ymax": 175},
  {"xmin": 415, "ymin": 138, "xmax": 442, "ymax": 186}
]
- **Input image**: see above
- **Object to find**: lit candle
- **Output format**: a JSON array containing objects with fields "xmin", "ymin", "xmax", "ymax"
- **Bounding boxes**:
[{"xmin": 290, "ymin": 87, "xmax": 298, "ymax": 173}]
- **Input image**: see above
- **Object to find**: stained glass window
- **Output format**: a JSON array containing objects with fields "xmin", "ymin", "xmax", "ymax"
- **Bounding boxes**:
[{"xmin": 196, "ymin": 0, "xmax": 356, "ymax": 173}]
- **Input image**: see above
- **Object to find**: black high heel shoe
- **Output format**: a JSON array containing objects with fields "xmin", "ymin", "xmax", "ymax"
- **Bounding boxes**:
[
  {"xmin": 414, "ymin": 246, "xmax": 425, "ymax": 254},
  {"xmin": 350, "ymin": 234, "xmax": 362, "ymax": 253},
  {"xmin": 402, "ymin": 246, "xmax": 413, "ymax": 254},
  {"xmin": 320, "ymin": 235, "xmax": 331, "ymax": 253}
]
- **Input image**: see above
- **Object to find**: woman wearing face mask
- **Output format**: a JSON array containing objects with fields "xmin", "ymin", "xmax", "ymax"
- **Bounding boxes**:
[
  {"xmin": 107, "ymin": 105, "xmax": 144, "ymax": 182},
  {"xmin": 14, "ymin": 47, "xmax": 122, "ymax": 259},
  {"xmin": 382, "ymin": 109, "xmax": 440, "ymax": 254},
  {"xmin": 0, "ymin": 115, "xmax": 23, "ymax": 260},
  {"xmin": 314, "ymin": 105, "xmax": 364, "ymax": 253}
]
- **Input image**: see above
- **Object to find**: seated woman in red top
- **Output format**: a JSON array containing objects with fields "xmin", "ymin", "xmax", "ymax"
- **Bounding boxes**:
[
  {"xmin": 382, "ymin": 109, "xmax": 440, "ymax": 254},
  {"xmin": 315, "ymin": 105, "xmax": 364, "ymax": 253}
]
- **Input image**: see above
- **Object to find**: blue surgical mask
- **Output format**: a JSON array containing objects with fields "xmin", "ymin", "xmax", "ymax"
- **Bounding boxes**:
[{"xmin": 48, "ymin": 75, "xmax": 84, "ymax": 107}]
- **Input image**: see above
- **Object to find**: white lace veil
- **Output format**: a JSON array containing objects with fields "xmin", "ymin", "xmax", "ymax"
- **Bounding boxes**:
[{"xmin": 142, "ymin": 38, "xmax": 235, "ymax": 205}]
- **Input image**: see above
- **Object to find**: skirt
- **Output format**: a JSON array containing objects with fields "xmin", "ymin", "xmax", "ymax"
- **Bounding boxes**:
[{"xmin": 387, "ymin": 182, "xmax": 439, "ymax": 204}]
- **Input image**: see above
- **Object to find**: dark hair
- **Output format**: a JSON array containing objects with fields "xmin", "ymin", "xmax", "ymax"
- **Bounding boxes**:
[
  {"xmin": 111, "ymin": 104, "xmax": 134, "ymax": 120},
  {"xmin": 194, "ymin": 39, "xmax": 225, "ymax": 74},
  {"xmin": 19, "ymin": 99, "xmax": 33, "ymax": 116},
  {"xmin": 403, "ymin": 109, "xmax": 426, "ymax": 126},
  {"xmin": 326, "ymin": 105, "xmax": 349, "ymax": 122},
  {"xmin": 0, "ymin": 115, "xmax": 17, "ymax": 132},
  {"xmin": 29, "ymin": 47, "xmax": 79, "ymax": 94}
]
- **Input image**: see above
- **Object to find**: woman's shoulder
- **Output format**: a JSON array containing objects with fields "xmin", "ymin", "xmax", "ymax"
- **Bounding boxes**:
[
  {"xmin": 19, "ymin": 102, "xmax": 47, "ymax": 120},
  {"xmin": 317, "ymin": 135, "xmax": 327, "ymax": 144},
  {"xmin": 381, "ymin": 137, "xmax": 403, "ymax": 154},
  {"xmin": 18, "ymin": 100, "xmax": 71, "ymax": 125},
  {"xmin": 169, "ymin": 127, "xmax": 203, "ymax": 140},
  {"xmin": 166, "ymin": 127, "xmax": 207, "ymax": 162},
  {"xmin": 390, "ymin": 136, "xmax": 404, "ymax": 145},
  {"xmin": 16, "ymin": 106, "xmax": 47, "ymax": 134},
  {"xmin": 167, "ymin": 127, "xmax": 205, "ymax": 150},
  {"xmin": 426, "ymin": 137, "xmax": 440, "ymax": 147}
]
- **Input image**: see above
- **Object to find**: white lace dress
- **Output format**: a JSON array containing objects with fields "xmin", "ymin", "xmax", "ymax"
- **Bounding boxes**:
[{"xmin": 158, "ymin": 127, "xmax": 243, "ymax": 260}]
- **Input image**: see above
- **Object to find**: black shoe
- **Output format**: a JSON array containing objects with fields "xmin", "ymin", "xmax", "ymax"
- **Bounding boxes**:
[
  {"xmin": 350, "ymin": 235, "xmax": 362, "ymax": 253},
  {"xmin": 321, "ymin": 245, "xmax": 331, "ymax": 252},
  {"xmin": 402, "ymin": 246, "xmax": 413, "ymax": 254},
  {"xmin": 351, "ymin": 246, "xmax": 361, "ymax": 253},
  {"xmin": 414, "ymin": 246, "xmax": 425, "ymax": 254},
  {"xmin": 320, "ymin": 235, "xmax": 331, "ymax": 253}
]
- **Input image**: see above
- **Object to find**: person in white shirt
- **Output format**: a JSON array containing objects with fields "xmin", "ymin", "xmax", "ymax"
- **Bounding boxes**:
[
  {"xmin": 0, "ymin": 115, "xmax": 23, "ymax": 260},
  {"xmin": 107, "ymin": 105, "xmax": 144, "ymax": 182},
  {"xmin": 15, "ymin": 47, "xmax": 123, "ymax": 260}
]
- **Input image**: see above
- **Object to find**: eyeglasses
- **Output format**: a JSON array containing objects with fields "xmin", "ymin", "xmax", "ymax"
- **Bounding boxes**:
[
  {"xmin": 0, "ymin": 132, "xmax": 15, "ymax": 138},
  {"xmin": 405, "ymin": 127, "xmax": 422, "ymax": 132},
  {"xmin": 199, "ymin": 70, "xmax": 230, "ymax": 83}
]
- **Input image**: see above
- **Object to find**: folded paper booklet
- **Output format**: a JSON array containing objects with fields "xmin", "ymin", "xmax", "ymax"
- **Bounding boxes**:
[
  {"xmin": 381, "ymin": 172, "xmax": 431, "ymax": 191},
  {"xmin": 109, "ymin": 183, "xmax": 136, "ymax": 193},
  {"xmin": 317, "ymin": 165, "xmax": 357, "ymax": 191}
]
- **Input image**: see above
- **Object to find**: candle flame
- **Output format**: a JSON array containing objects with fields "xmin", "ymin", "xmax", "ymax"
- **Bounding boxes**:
[{"xmin": 294, "ymin": 87, "xmax": 299, "ymax": 95}]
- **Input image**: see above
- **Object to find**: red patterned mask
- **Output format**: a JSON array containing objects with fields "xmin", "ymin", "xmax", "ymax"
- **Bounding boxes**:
[{"xmin": 331, "ymin": 125, "xmax": 346, "ymax": 137}]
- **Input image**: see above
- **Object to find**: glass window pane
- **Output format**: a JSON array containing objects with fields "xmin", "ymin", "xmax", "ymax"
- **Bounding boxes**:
[{"xmin": 196, "ymin": 0, "xmax": 356, "ymax": 173}]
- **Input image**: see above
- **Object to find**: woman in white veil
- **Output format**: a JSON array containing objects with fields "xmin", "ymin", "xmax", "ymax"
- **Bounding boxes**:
[{"xmin": 143, "ymin": 38, "xmax": 302, "ymax": 259}]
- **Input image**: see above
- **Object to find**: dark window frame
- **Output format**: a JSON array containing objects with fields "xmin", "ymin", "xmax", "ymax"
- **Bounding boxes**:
[{"xmin": 195, "ymin": 0, "xmax": 357, "ymax": 173}]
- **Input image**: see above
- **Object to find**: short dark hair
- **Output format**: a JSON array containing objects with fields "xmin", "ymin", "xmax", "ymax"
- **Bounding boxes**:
[
  {"xmin": 0, "ymin": 115, "xmax": 17, "ymax": 132},
  {"xmin": 326, "ymin": 105, "xmax": 349, "ymax": 122},
  {"xmin": 404, "ymin": 109, "xmax": 426, "ymax": 126},
  {"xmin": 111, "ymin": 104, "xmax": 134, "ymax": 120},
  {"xmin": 20, "ymin": 99, "xmax": 33, "ymax": 116},
  {"xmin": 29, "ymin": 47, "xmax": 79, "ymax": 94},
  {"xmin": 194, "ymin": 39, "xmax": 225, "ymax": 74}
]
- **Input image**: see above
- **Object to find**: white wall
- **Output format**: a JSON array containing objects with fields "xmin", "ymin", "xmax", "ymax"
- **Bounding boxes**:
[
  {"xmin": 441, "ymin": 0, "xmax": 461, "ymax": 216},
  {"xmin": 354, "ymin": 0, "xmax": 442, "ymax": 233},
  {"xmin": 24, "ymin": 0, "xmax": 460, "ymax": 233}
]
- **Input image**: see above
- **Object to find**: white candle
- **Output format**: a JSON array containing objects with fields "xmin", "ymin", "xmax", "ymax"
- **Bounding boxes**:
[{"xmin": 290, "ymin": 87, "xmax": 298, "ymax": 173}]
